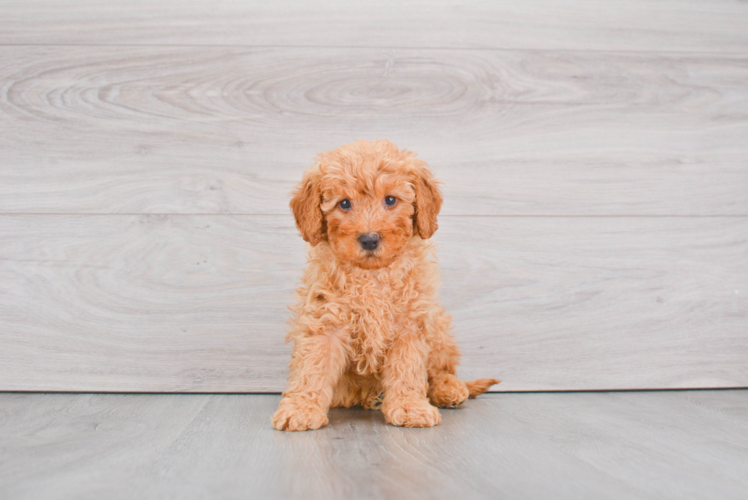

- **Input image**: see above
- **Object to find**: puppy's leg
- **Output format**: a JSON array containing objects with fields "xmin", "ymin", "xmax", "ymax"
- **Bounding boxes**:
[
  {"xmin": 425, "ymin": 313, "xmax": 470, "ymax": 408},
  {"xmin": 426, "ymin": 313, "xmax": 500, "ymax": 407},
  {"xmin": 427, "ymin": 344, "xmax": 470, "ymax": 409},
  {"xmin": 272, "ymin": 332, "xmax": 348, "ymax": 431},
  {"xmin": 381, "ymin": 331, "xmax": 441, "ymax": 428}
]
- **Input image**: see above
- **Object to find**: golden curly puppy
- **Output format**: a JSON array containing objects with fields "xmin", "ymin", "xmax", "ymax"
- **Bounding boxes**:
[{"xmin": 272, "ymin": 139, "xmax": 499, "ymax": 431}]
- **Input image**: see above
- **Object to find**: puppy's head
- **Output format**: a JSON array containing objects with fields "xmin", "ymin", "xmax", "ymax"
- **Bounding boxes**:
[{"xmin": 290, "ymin": 140, "xmax": 442, "ymax": 270}]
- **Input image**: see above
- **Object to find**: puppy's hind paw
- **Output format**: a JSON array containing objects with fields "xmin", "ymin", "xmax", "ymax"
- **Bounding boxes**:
[
  {"xmin": 363, "ymin": 392, "xmax": 384, "ymax": 411},
  {"xmin": 428, "ymin": 374, "xmax": 470, "ymax": 409}
]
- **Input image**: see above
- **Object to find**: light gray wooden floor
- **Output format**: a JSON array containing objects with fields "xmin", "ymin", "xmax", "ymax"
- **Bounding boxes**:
[{"xmin": 1, "ymin": 390, "xmax": 747, "ymax": 500}]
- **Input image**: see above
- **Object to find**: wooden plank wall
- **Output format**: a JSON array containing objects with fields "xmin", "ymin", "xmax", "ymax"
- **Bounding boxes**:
[{"xmin": 1, "ymin": 0, "xmax": 747, "ymax": 392}]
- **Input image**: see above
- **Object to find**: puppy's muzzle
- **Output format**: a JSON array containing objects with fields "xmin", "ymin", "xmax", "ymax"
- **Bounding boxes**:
[{"xmin": 358, "ymin": 233, "xmax": 380, "ymax": 251}]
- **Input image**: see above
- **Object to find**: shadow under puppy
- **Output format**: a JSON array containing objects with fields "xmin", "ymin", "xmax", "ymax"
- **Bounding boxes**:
[{"xmin": 273, "ymin": 140, "xmax": 499, "ymax": 431}]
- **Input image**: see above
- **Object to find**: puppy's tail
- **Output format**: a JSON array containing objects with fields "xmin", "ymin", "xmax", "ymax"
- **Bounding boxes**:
[{"xmin": 465, "ymin": 378, "xmax": 501, "ymax": 398}]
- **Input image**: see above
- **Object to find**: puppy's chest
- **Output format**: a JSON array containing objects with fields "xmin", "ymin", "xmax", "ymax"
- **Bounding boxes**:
[
  {"xmin": 350, "ymin": 280, "xmax": 403, "ymax": 321},
  {"xmin": 336, "ymin": 274, "xmax": 411, "ymax": 373}
]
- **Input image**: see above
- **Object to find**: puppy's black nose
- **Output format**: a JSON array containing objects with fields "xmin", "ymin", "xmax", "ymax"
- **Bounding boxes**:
[{"xmin": 358, "ymin": 233, "xmax": 380, "ymax": 251}]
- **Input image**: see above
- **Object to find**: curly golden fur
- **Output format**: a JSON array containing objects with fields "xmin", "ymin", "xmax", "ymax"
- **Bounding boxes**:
[{"xmin": 272, "ymin": 139, "xmax": 499, "ymax": 431}]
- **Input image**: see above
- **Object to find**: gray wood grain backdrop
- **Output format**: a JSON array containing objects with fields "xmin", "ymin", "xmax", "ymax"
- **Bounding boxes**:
[{"xmin": 1, "ymin": 0, "xmax": 747, "ymax": 392}]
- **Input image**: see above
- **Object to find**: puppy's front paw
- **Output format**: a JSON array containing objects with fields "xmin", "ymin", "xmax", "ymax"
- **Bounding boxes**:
[
  {"xmin": 383, "ymin": 396, "xmax": 441, "ymax": 428},
  {"xmin": 272, "ymin": 397, "xmax": 329, "ymax": 431}
]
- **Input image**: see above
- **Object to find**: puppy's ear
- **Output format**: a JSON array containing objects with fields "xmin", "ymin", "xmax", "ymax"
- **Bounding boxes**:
[
  {"xmin": 411, "ymin": 162, "xmax": 443, "ymax": 239},
  {"xmin": 290, "ymin": 166, "xmax": 324, "ymax": 246}
]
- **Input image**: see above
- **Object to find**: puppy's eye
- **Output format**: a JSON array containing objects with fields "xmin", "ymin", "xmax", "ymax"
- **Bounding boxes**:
[
  {"xmin": 384, "ymin": 196, "xmax": 397, "ymax": 207},
  {"xmin": 339, "ymin": 199, "xmax": 352, "ymax": 210}
]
